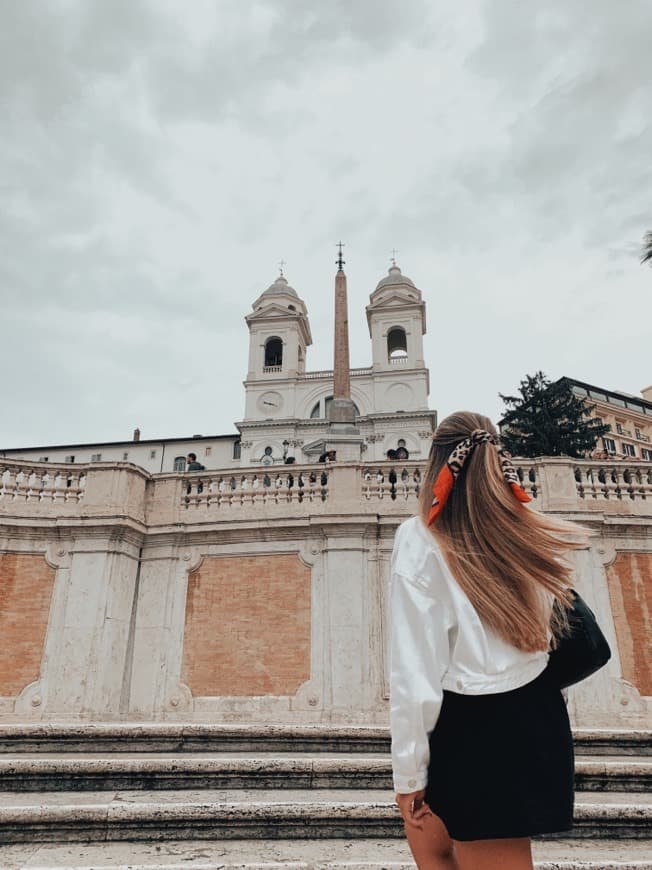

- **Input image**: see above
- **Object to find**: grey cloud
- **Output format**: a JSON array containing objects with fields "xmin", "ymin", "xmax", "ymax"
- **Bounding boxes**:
[{"xmin": 1, "ymin": 1, "xmax": 650, "ymax": 448}]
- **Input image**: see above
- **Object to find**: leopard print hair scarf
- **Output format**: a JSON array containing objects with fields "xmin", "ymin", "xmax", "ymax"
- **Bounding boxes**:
[{"xmin": 427, "ymin": 428, "xmax": 531, "ymax": 526}]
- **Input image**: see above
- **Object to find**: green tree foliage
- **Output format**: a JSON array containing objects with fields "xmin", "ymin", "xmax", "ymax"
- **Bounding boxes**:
[{"xmin": 499, "ymin": 372, "xmax": 611, "ymax": 458}]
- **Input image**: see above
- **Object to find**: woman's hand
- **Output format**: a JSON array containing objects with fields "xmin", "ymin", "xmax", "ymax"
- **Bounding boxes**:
[{"xmin": 395, "ymin": 789, "xmax": 432, "ymax": 831}]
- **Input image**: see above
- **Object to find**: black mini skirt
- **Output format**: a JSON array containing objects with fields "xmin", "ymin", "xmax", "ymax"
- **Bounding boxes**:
[{"xmin": 424, "ymin": 666, "xmax": 574, "ymax": 842}]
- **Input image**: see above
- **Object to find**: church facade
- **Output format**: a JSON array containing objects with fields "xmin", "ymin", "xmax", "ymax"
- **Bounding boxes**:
[{"xmin": 0, "ymin": 263, "xmax": 436, "ymax": 470}]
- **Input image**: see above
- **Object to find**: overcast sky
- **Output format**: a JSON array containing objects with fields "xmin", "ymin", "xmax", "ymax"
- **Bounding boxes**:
[{"xmin": 2, "ymin": 0, "xmax": 651, "ymax": 449}]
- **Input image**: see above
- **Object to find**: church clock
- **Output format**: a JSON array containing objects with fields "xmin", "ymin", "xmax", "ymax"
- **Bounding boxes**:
[{"xmin": 258, "ymin": 391, "xmax": 284, "ymax": 415}]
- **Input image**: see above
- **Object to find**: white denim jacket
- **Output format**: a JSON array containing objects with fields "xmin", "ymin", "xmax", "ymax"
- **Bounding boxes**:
[{"xmin": 390, "ymin": 515, "xmax": 550, "ymax": 793}]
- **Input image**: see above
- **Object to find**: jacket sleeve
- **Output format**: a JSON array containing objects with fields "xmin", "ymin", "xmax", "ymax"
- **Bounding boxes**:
[{"xmin": 389, "ymin": 569, "xmax": 451, "ymax": 793}]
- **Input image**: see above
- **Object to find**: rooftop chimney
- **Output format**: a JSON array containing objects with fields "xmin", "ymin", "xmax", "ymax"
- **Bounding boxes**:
[{"xmin": 133, "ymin": 428, "xmax": 141, "ymax": 442}]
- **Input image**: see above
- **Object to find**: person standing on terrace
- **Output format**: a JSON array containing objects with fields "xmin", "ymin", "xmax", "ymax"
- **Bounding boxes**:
[{"xmin": 390, "ymin": 411, "xmax": 585, "ymax": 870}]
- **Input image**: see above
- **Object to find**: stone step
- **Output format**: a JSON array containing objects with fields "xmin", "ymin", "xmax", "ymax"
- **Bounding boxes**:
[
  {"xmin": 0, "ymin": 837, "xmax": 650, "ymax": 870},
  {"xmin": 0, "ymin": 789, "xmax": 649, "ymax": 843},
  {"xmin": 0, "ymin": 724, "xmax": 649, "ymax": 755},
  {"xmin": 0, "ymin": 753, "xmax": 649, "ymax": 793}
]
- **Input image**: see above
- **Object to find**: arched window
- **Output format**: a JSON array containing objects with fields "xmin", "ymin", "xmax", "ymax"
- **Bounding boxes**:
[
  {"xmin": 232, "ymin": 440, "xmax": 241, "ymax": 460},
  {"xmin": 173, "ymin": 456, "xmax": 186, "ymax": 471},
  {"xmin": 387, "ymin": 327, "xmax": 408, "ymax": 358},
  {"xmin": 265, "ymin": 337, "xmax": 283, "ymax": 368},
  {"xmin": 310, "ymin": 395, "xmax": 360, "ymax": 418}
]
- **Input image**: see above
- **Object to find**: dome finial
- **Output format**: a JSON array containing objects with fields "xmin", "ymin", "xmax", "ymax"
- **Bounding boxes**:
[
  {"xmin": 278, "ymin": 258, "xmax": 286, "ymax": 278},
  {"xmin": 390, "ymin": 247, "xmax": 399, "ymax": 268}
]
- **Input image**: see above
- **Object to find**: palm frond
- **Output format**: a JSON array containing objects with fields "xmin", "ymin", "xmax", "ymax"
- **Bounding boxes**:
[{"xmin": 641, "ymin": 231, "xmax": 652, "ymax": 265}]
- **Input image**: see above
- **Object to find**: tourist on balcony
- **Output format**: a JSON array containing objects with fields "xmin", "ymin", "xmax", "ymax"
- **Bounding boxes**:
[
  {"xmin": 185, "ymin": 453, "xmax": 205, "ymax": 472},
  {"xmin": 185, "ymin": 453, "xmax": 205, "ymax": 495},
  {"xmin": 390, "ymin": 411, "xmax": 586, "ymax": 870}
]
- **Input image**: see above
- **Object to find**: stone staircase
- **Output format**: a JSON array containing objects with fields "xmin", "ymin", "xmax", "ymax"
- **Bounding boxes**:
[{"xmin": 0, "ymin": 724, "xmax": 649, "ymax": 869}]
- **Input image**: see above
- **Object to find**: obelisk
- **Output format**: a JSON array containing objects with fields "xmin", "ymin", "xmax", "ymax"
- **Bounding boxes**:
[{"xmin": 328, "ymin": 243, "xmax": 357, "ymax": 427}]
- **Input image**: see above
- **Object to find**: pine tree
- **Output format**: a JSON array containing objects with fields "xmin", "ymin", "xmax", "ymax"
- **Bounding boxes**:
[{"xmin": 498, "ymin": 372, "xmax": 611, "ymax": 458}]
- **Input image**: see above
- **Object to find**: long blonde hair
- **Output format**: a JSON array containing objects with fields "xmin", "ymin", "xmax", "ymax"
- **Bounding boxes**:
[{"xmin": 418, "ymin": 411, "xmax": 585, "ymax": 652}]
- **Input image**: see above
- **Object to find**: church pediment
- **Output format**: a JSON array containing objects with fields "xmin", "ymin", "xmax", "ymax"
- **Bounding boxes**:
[
  {"xmin": 246, "ymin": 303, "xmax": 306, "ymax": 321},
  {"xmin": 366, "ymin": 292, "xmax": 423, "ymax": 309}
]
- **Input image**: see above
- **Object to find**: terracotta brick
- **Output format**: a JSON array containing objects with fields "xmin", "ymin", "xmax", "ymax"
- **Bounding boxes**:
[
  {"xmin": 182, "ymin": 554, "xmax": 311, "ymax": 697},
  {"xmin": 606, "ymin": 552, "xmax": 652, "ymax": 697},
  {"xmin": 0, "ymin": 554, "xmax": 55, "ymax": 696}
]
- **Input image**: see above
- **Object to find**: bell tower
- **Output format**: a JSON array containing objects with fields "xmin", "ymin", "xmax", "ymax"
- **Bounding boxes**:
[
  {"xmin": 366, "ymin": 261, "xmax": 426, "ymax": 372},
  {"xmin": 366, "ymin": 261, "xmax": 429, "ymax": 413},
  {"xmin": 243, "ymin": 271, "xmax": 312, "ymax": 421}
]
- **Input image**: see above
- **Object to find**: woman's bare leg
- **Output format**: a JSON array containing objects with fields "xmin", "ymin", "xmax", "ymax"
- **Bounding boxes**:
[
  {"xmin": 405, "ymin": 811, "xmax": 457, "ymax": 870},
  {"xmin": 454, "ymin": 837, "xmax": 533, "ymax": 870}
]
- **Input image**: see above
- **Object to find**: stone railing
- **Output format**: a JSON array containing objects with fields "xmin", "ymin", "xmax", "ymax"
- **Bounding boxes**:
[
  {"xmin": 180, "ymin": 466, "xmax": 330, "ymax": 509},
  {"xmin": 0, "ymin": 460, "xmax": 87, "ymax": 505},
  {"xmin": 574, "ymin": 461, "xmax": 652, "ymax": 502},
  {"xmin": 1, "ymin": 457, "xmax": 650, "ymax": 525},
  {"xmin": 362, "ymin": 462, "xmax": 422, "ymax": 501},
  {"xmin": 299, "ymin": 367, "xmax": 373, "ymax": 380}
]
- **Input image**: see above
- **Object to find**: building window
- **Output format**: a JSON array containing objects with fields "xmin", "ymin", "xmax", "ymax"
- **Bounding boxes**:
[
  {"xmin": 39, "ymin": 456, "xmax": 49, "ymax": 462},
  {"xmin": 602, "ymin": 438, "xmax": 616, "ymax": 454},
  {"xmin": 233, "ymin": 440, "xmax": 242, "ymax": 460},
  {"xmin": 91, "ymin": 454, "xmax": 102, "ymax": 462},
  {"xmin": 622, "ymin": 443, "xmax": 636, "ymax": 457},
  {"xmin": 65, "ymin": 455, "xmax": 75, "ymax": 463},
  {"xmin": 123, "ymin": 452, "xmax": 129, "ymax": 461},
  {"xmin": 642, "ymin": 448, "xmax": 652, "ymax": 461},
  {"xmin": 616, "ymin": 423, "xmax": 623, "ymax": 435},
  {"xmin": 173, "ymin": 456, "xmax": 186, "ymax": 472},
  {"xmin": 264, "ymin": 337, "xmax": 283, "ymax": 367},
  {"xmin": 609, "ymin": 396, "xmax": 626, "ymax": 408},
  {"xmin": 635, "ymin": 428, "xmax": 642, "ymax": 439},
  {"xmin": 590, "ymin": 391, "xmax": 607, "ymax": 401},
  {"xmin": 150, "ymin": 449, "xmax": 157, "ymax": 459},
  {"xmin": 594, "ymin": 417, "xmax": 603, "ymax": 426},
  {"xmin": 205, "ymin": 446, "xmax": 212, "ymax": 456},
  {"xmin": 387, "ymin": 326, "xmax": 408, "ymax": 359},
  {"xmin": 261, "ymin": 446, "xmax": 273, "ymax": 466}
]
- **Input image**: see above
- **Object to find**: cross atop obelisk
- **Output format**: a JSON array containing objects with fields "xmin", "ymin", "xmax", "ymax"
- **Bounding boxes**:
[{"xmin": 329, "ymin": 242, "xmax": 357, "ymax": 428}]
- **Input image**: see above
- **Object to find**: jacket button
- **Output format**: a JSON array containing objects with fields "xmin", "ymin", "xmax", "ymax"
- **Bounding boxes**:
[{"xmin": 408, "ymin": 779, "xmax": 417, "ymax": 788}]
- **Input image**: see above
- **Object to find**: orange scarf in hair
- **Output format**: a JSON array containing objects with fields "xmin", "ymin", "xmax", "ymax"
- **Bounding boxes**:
[{"xmin": 427, "ymin": 429, "xmax": 532, "ymax": 526}]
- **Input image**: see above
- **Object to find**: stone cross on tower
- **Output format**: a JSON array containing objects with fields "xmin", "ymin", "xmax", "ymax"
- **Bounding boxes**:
[{"xmin": 328, "ymin": 242, "xmax": 358, "ymax": 432}]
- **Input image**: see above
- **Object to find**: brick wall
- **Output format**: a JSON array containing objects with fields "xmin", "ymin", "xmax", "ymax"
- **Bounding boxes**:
[
  {"xmin": 606, "ymin": 552, "xmax": 652, "ymax": 697},
  {"xmin": 182, "ymin": 554, "xmax": 311, "ymax": 697},
  {"xmin": 0, "ymin": 554, "xmax": 56, "ymax": 696}
]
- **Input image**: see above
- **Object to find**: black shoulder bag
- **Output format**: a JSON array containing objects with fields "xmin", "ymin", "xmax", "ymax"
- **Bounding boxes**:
[{"xmin": 546, "ymin": 589, "xmax": 612, "ymax": 690}]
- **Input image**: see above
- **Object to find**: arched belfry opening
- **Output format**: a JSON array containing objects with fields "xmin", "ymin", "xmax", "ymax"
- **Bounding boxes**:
[
  {"xmin": 387, "ymin": 327, "xmax": 408, "ymax": 359},
  {"xmin": 264, "ymin": 337, "xmax": 283, "ymax": 368}
]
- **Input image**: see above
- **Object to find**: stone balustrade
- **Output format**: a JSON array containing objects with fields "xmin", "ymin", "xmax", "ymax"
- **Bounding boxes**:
[
  {"xmin": 0, "ymin": 461, "xmax": 86, "ymax": 505},
  {"xmin": 181, "ymin": 466, "xmax": 330, "ymax": 509},
  {"xmin": 300, "ymin": 367, "xmax": 373, "ymax": 380},
  {"xmin": 1, "ymin": 456, "xmax": 651, "ymax": 523}
]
